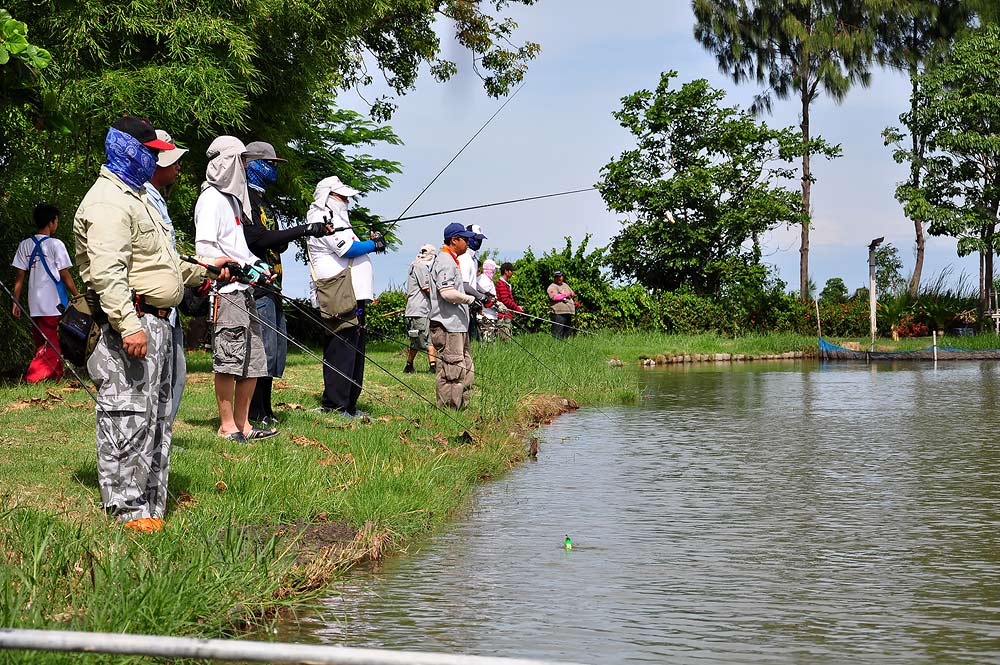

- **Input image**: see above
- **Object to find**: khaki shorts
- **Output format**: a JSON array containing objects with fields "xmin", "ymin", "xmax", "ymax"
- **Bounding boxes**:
[
  {"xmin": 212, "ymin": 289, "xmax": 268, "ymax": 378},
  {"xmin": 406, "ymin": 316, "xmax": 430, "ymax": 350}
]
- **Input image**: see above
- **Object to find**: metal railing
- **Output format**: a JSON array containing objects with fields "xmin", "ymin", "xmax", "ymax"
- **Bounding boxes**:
[{"xmin": 0, "ymin": 628, "xmax": 585, "ymax": 665}]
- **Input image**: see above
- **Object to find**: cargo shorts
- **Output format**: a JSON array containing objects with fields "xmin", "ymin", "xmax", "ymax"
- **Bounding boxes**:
[
  {"xmin": 212, "ymin": 289, "xmax": 268, "ymax": 378},
  {"xmin": 406, "ymin": 316, "xmax": 431, "ymax": 351}
]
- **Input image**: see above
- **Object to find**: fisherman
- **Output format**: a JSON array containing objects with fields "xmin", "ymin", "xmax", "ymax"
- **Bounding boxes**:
[
  {"xmin": 306, "ymin": 176, "xmax": 387, "ymax": 417},
  {"xmin": 241, "ymin": 141, "xmax": 334, "ymax": 426},
  {"xmin": 10, "ymin": 203, "xmax": 79, "ymax": 383},
  {"xmin": 476, "ymin": 259, "xmax": 502, "ymax": 342},
  {"xmin": 547, "ymin": 269, "xmax": 577, "ymax": 339},
  {"xmin": 429, "ymin": 223, "xmax": 488, "ymax": 409},
  {"xmin": 143, "ymin": 130, "xmax": 188, "ymax": 421},
  {"xmin": 494, "ymin": 261, "xmax": 522, "ymax": 341},
  {"xmin": 75, "ymin": 116, "xmax": 233, "ymax": 532},
  {"xmin": 403, "ymin": 243, "xmax": 437, "ymax": 374},
  {"xmin": 195, "ymin": 136, "xmax": 276, "ymax": 442},
  {"xmin": 457, "ymin": 223, "xmax": 487, "ymax": 340}
]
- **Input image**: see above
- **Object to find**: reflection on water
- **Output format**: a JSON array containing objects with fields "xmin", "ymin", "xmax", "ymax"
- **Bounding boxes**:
[{"xmin": 307, "ymin": 361, "xmax": 1000, "ymax": 663}]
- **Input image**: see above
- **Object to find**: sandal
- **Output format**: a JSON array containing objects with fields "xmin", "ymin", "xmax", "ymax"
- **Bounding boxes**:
[
  {"xmin": 246, "ymin": 427, "xmax": 279, "ymax": 441},
  {"xmin": 220, "ymin": 431, "xmax": 247, "ymax": 443}
]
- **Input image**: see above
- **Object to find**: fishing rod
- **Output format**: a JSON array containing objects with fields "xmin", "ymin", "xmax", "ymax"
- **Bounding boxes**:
[
  {"xmin": 386, "ymin": 82, "xmax": 526, "ymax": 231},
  {"xmin": 505, "ymin": 316, "xmax": 622, "ymax": 422},
  {"xmin": 183, "ymin": 257, "xmax": 478, "ymax": 433},
  {"xmin": 509, "ymin": 308, "xmax": 597, "ymax": 336},
  {"xmin": 391, "ymin": 188, "xmax": 597, "ymax": 223},
  {"xmin": 0, "ymin": 277, "xmax": 187, "ymax": 522}
]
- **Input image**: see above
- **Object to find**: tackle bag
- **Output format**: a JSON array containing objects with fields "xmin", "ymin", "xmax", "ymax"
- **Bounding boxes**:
[
  {"xmin": 58, "ymin": 293, "xmax": 101, "ymax": 367},
  {"xmin": 309, "ymin": 253, "xmax": 358, "ymax": 333}
]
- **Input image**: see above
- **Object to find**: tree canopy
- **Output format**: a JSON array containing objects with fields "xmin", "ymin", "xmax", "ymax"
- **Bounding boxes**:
[
  {"xmin": 693, "ymin": 0, "xmax": 882, "ymax": 300},
  {"xmin": 597, "ymin": 72, "xmax": 835, "ymax": 296}
]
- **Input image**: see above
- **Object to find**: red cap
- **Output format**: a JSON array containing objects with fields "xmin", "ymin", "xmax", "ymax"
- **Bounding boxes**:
[{"xmin": 112, "ymin": 116, "xmax": 175, "ymax": 151}]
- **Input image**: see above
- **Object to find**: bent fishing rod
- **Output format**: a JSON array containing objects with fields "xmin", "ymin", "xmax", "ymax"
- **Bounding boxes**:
[
  {"xmin": 183, "ymin": 257, "xmax": 477, "ymax": 434},
  {"xmin": 0, "ymin": 277, "xmax": 188, "ymax": 516}
]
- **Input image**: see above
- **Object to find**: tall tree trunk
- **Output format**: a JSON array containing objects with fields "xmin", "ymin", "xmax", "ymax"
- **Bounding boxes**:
[
  {"xmin": 799, "ymin": 85, "xmax": 811, "ymax": 302},
  {"xmin": 907, "ymin": 71, "xmax": 925, "ymax": 298}
]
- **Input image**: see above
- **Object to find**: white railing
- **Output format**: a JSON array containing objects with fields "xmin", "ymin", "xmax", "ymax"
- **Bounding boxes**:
[{"xmin": 0, "ymin": 628, "xmax": 585, "ymax": 665}]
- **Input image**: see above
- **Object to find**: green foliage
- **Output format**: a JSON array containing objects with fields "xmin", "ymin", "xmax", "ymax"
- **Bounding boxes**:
[
  {"xmin": 887, "ymin": 26, "xmax": 1000, "ymax": 307},
  {"xmin": 0, "ymin": 9, "xmax": 50, "ymax": 69},
  {"xmin": 693, "ymin": 0, "xmax": 877, "ymax": 299},
  {"xmin": 875, "ymin": 243, "xmax": 906, "ymax": 295},
  {"xmin": 507, "ymin": 235, "xmax": 609, "ymax": 332},
  {"xmin": 598, "ymin": 72, "xmax": 817, "ymax": 295},
  {"xmin": 816, "ymin": 297, "xmax": 871, "ymax": 337},
  {"xmin": 366, "ymin": 290, "xmax": 409, "ymax": 343},
  {"xmin": 820, "ymin": 277, "xmax": 849, "ymax": 304}
]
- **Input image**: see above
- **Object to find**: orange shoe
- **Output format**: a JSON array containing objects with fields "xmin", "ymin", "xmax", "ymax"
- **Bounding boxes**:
[{"xmin": 123, "ymin": 517, "xmax": 164, "ymax": 533}]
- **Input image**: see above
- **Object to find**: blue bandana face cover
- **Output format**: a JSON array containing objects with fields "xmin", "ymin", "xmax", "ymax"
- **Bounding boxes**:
[
  {"xmin": 247, "ymin": 159, "xmax": 278, "ymax": 191},
  {"xmin": 104, "ymin": 127, "xmax": 157, "ymax": 190}
]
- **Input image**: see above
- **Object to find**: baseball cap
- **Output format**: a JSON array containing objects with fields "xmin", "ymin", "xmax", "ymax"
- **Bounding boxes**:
[
  {"xmin": 319, "ymin": 175, "xmax": 360, "ymax": 197},
  {"xmin": 112, "ymin": 116, "xmax": 175, "ymax": 151},
  {"xmin": 155, "ymin": 130, "xmax": 188, "ymax": 167},
  {"xmin": 466, "ymin": 224, "xmax": 487, "ymax": 240},
  {"xmin": 244, "ymin": 141, "xmax": 287, "ymax": 163},
  {"xmin": 553, "ymin": 270, "xmax": 564, "ymax": 277},
  {"xmin": 444, "ymin": 222, "xmax": 475, "ymax": 241}
]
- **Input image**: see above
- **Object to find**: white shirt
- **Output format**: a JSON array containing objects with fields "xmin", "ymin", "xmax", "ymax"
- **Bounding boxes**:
[
  {"xmin": 305, "ymin": 204, "xmax": 374, "ymax": 302},
  {"xmin": 476, "ymin": 273, "xmax": 498, "ymax": 319},
  {"xmin": 458, "ymin": 249, "xmax": 477, "ymax": 288},
  {"xmin": 194, "ymin": 186, "xmax": 255, "ymax": 294},
  {"xmin": 12, "ymin": 235, "xmax": 72, "ymax": 317},
  {"xmin": 144, "ymin": 183, "xmax": 180, "ymax": 326}
]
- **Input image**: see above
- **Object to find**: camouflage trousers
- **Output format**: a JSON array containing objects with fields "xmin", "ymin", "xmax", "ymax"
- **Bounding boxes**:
[{"xmin": 87, "ymin": 316, "xmax": 173, "ymax": 521}]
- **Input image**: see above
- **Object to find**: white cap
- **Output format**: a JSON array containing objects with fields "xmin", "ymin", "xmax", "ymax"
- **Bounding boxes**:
[
  {"xmin": 467, "ymin": 223, "xmax": 487, "ymax": 239},
  {"xmin": 155, "ymin": 130, "xmax": 188, "ymax": 167}
]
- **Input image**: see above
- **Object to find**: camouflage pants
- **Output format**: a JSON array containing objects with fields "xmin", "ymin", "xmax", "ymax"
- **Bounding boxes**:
[{"xmin": 87, "ymin": 316, "xmax": 173, "ymax": 521}]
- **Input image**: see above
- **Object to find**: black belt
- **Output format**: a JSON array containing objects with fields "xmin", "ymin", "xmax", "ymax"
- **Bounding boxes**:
[{"xmin": 138, "ymin": 301, "xmax": 173, "ymax": 320}]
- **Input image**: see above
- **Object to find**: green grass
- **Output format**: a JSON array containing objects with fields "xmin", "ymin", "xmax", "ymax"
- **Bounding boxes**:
[{"xmin": 0, "ymin": 333, "xmax": 636, "ymax": 662}]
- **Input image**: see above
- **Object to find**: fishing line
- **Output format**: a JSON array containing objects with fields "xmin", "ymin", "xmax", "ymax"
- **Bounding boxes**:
[
  {"xmin": 0, "ymin": 278, "xmax": 186, "ymax": 519},
  {"xmin": 388, "ymin": 82, "xmax": 526, "ymax": 229},
  {"xmin": 392, "ymin": 188, "xmax": 597, "ymax": 223},
  {"xmin": 509, "ymin": 308, "xmax": 597, "ymax": 337},
  {"xmin": 188, "ymin": 258, "xmax": 478, "ymax": 433}
]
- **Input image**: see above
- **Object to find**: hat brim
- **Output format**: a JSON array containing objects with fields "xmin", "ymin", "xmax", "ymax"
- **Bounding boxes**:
[
  {"xmin": 144, "ymin": 138, "xmax": 176, "ymax": 151},
  {"xmin": 245, "ymin": 153, "xmax": 288, "ymax": 163},
  {"xmin": 157, "ymin": 147, "xmax": 187, "ymax": 167},
  {"xmin": 331, "ymin": 185, "xmax": 360, "ymax": 197}
]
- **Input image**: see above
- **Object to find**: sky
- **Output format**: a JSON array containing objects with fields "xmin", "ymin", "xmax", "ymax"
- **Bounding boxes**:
[{"xmin": 279, "ymin": 0, "xmax": 980, "ymax": 299}]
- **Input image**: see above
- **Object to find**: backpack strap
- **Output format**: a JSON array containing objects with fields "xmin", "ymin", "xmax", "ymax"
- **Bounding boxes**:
[{"xmin": 29, "ymin": 236, "xmax": 61, "ymax": 288}]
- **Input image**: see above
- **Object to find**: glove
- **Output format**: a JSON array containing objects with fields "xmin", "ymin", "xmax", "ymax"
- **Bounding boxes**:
[
  {"xmin": 552, "ymin": 293, "xmax": 568, "ymax": 302},
  {"xmin": 495, "ymin": 301, "xmax": 509, "ymax": 314},
  {"xmin": 243, "ymin": 260, "xmax": 272, "ymax": 287},
  {"xmin": 370, "ymin": 231, "xmax": 388, "ymax": 254},
  {"xmin": 304, "ymin": 222, "xmax": 332, "ymax": 238},
  {"xmin": 469, "ymin": 299, "xmax": 484, "ymax": 315},
  {"xmin": 482, "ymin": 295, "xmax": 496, "ymax": 309}
]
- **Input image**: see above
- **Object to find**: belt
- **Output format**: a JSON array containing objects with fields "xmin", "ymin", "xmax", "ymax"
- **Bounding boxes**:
[{"xmin": 137, "ymin": 301, "xmax": 173, "ymax": 320}]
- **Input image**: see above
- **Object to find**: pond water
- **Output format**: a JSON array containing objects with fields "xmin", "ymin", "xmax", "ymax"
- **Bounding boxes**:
[{"xmin": 305, "ymin": 361, "xmax": 1000, "ymax": 663}]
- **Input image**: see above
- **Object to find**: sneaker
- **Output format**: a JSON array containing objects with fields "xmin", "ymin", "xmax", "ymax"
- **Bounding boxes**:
[
  {"xmin": 246, "ymin": 427, "xmax": 279, "ymax": 441},
  {"xmin": 259, "ymin": 415, "xmax": 279, "ymax": 427},
  {"xmin": 123, "ymin": 517, "xmax": 164, "ymax": 533},
  {"xmin": 403, "ymin": 364, "xmax": 415, "ymax": 374},
  {"xmin": 221, "ymin": 431, "xmax": 248, "ymax": 443},
  {"xmin": 309, "ymin": 406, "xmax": 333, "ymax": 414}
]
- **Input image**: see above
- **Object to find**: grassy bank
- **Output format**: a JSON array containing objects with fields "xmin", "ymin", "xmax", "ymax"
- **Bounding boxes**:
[{"xmin": 0, "ymin": 332, "xmax": 635, "ymax": 662}]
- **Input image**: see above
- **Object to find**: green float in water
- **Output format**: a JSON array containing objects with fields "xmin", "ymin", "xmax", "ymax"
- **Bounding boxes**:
[{"xmin": 564, "ymin": 535, "xmax": 572, "ymax": 551}]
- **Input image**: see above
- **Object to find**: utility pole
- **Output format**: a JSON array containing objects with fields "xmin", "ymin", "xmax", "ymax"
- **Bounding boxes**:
[{"xmin": 868, "ymin": 237, "xmax": 884, "ymax": 352}]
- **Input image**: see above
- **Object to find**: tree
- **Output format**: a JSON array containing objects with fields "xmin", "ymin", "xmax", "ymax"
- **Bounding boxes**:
[
  {"xmin": 877, "ymin": 1, "xmax": 971, "ymax": 297},
  {"xmin": 693, "ymin": 0, "xmax": 882, "ymax": 301},
  {"xmin": 819, "ymin": 277, "xmax": 848, "ymax": 303},
  {"xmin": 892, "ymin": 27, "xmax": 1000, "ymax": 312},
  {"xmin": 874, "ymin": 243, "xmax": 905, "ymax": 295},
  {"xmin": 596, "ymin": 72, "xmax": 835, "ymax": 296}
]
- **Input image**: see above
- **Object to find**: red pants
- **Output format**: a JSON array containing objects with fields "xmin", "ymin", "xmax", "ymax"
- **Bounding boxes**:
[{"xmin": 26, "ymin": 315, "xmax": 63, "ymax": 383}]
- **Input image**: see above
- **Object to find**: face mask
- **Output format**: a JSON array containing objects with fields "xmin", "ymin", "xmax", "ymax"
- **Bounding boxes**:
[
  {"xmin": 104, "ymin": 127, "xmax": 157, "ymax": 190},
  {"xmin": 247, "ymin": 159, "xmax": 278, "ymax": 190},
  {"xmin": 469, "ymin": 237, "xmax": 483, "ymax": 251}
]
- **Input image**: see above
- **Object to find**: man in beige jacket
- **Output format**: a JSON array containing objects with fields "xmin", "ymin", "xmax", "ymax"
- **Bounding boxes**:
[{"xmin": 75, "ymin": 116, "xmax": 232, "ymax": 532}]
